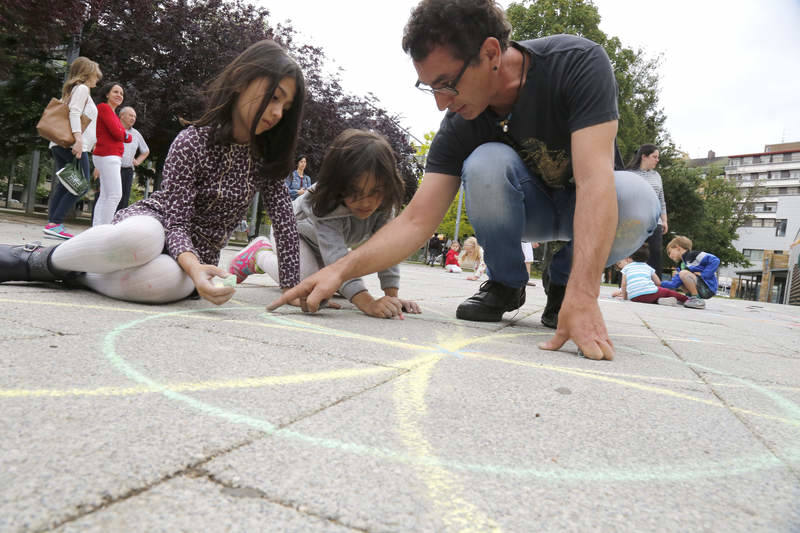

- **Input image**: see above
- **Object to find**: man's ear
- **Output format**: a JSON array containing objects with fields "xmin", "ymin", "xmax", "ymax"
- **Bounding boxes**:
[{"xmin": 480, "ymin": 37, "xmax": 502, "ymax": 66}]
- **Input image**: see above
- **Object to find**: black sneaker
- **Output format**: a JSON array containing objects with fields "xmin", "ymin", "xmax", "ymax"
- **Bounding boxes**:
[
  {"xmin": 541, "ymin": 284, "xmax": 566, "ymax": 329},
  {"xmin": 456, "ymin": 280, "xmax": 526, "ymax": 322}
]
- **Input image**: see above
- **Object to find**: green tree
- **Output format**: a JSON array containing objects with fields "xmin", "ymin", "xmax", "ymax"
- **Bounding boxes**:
[
  {"xmin": 412, "ymin": 130, "xmax": 475, "ymax": 240},
  {"xmin": 506, "ymin": 0, "xmax": 667, "ymax": 163},
  {"xmin": 660, "ymin": 155, "xmax": 754, "ymax": 268}
]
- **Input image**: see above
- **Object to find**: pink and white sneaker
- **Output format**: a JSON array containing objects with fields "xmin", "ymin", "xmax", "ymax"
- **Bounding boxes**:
[
  {"xmin": 43, "ymin": 223, "xmax": 74, "ymax": 240},
  {"xmin": 229, "ymin": 237, "xmax": 273, "ymax": 283}
]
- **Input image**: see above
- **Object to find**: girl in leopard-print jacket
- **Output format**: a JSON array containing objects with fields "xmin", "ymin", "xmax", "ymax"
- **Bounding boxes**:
[{"xmin": 1, "ymin": 40, "xmax": 304, "ymax": 305}]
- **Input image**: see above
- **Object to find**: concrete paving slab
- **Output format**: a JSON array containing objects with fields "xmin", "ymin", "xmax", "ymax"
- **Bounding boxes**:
[{"xmin": 1, "ymin": 213, "xmax": 799, "ymax": 531}]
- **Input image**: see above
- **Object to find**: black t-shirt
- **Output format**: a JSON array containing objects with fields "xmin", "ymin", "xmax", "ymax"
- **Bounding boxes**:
[{"xmin": 426, "ymin": 35, "xmax": 621, "ymax": 189}]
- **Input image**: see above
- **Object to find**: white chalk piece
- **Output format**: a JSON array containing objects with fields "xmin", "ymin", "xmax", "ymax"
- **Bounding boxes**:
[{"xmin": 213, "ymin": 276, "xmax": 237, "ymax": 288}]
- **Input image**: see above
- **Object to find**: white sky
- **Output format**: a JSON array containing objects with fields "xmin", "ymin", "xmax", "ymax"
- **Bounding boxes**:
[{"xmin": 261, "ymin": 0, "xmax": 800, "ymax": 158}]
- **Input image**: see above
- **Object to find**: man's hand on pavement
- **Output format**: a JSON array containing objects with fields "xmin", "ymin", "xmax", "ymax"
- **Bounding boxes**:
[
  {"xmin": 267, "ymin": 266, "xmax": 345, "ymax": 313},
  {"xmin": 538, "ymin": 292, "xmax": 614, "ymax": 360}
]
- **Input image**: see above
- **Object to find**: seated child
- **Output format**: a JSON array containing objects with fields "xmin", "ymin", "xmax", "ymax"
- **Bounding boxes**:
[
  {"xmin": 229, "ymin": 129, "xmax": 420, "ymax": 319},
  {"xmin": 459, "ymin": 236, "xmax": 487, "ymax": 281},
  {"xmin": 444, "ymin": 241, "xmax": 462, "ymax": 272},
  {"xmin": 612, "ymin": 243, "xmax": 689, "ymax": 306},
  {"xmin": 661, "ymin": 235, "xmax": 720, "ymax": 309}
]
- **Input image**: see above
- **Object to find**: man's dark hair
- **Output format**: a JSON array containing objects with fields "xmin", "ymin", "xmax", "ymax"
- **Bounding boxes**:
[
  {"xmin": 631, "ymin": 243, "xmax": 650, "ymax": 263},
  {"xmin": 402, "ymin": 0, "xmax": 511, "ymax": 63},
  {"xmin": 310, "ymin": 129, "xmax": 405, "ymax": 218}
]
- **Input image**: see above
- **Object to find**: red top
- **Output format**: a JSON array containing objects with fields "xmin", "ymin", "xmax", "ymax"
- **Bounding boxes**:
[
  {"xmin": 93, "ymin": 103, "xmax": 132, "ymax": 156},
  {"xmin": 445, "ymin": 249, "xmax": 460, "ymax": 266}
]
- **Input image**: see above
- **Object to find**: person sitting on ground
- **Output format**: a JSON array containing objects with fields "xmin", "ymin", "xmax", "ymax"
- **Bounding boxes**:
[
  {"xmin": 229, "ymin": 129, "xmax": 421, "ymax": 319},
  {"xmin": 1, "ymin": 40, "xmax": 305, "ymax": 305},
  {"xmin": 660, "ymin": 236, "xmax": 720, "ymax": 309},
  {"xmin": 611, "ymin": 243, "xmax": 688, "ymax": 306},
  {"xmin": 444, "ymin": 241, "xmax": 462, "ymax": 272},
  {"xmin": 459, "ymin": 236, "xmax": 487, "ymax": 281}
]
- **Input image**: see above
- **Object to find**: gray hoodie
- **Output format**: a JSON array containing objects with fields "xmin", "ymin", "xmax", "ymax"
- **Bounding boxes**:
[{"xmin": 294, "ymin": 185, "xmax": 400, "ymax": 300}]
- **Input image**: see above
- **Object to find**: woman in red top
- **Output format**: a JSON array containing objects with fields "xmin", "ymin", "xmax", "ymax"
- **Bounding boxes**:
[{"xmin": 92, "ymin": 82, "xmax": 131, "ymax": 226}]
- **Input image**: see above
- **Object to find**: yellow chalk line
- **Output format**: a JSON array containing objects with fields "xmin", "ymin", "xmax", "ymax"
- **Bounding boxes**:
[{"xmin": 393, "ymin": 354, "xmax": 501, "ymax": 532}]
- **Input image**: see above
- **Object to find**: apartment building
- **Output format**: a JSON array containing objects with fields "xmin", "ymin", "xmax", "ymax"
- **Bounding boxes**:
[{"xmin": 722, "ymin": 142, "xmax": 800, "ymax": 303}]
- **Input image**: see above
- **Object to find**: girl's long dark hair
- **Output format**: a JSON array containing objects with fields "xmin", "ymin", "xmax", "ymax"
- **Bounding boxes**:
[
  {"xmin": 193, "ymin": 40, "xmax": 305, "ymax": 181},
  {"xmin": 627, "ymin": 143, "xmax": 658, "ymax": 170},
  {"xmin": 310, "ymin": 129, "xmax": 406, "ymax": 218}
]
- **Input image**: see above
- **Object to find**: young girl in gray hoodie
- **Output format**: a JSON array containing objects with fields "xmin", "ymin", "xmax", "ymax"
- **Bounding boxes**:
[{"xmin": 230, "ymin": 129, "xmax": 421, "ymax": 319}]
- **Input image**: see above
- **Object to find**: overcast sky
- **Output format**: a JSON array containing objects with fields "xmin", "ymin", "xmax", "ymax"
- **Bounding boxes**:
[{"xmin": 261, "ymin": 0, "xmax": 800, "ymax": 158}]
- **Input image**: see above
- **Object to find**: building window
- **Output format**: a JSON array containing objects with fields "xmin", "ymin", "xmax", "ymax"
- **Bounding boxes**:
[
  {"xmin": 743, "ymin": 249, "xmax": 764, "ymax": 262},
  {"xmin": 779, "ymin": 187, "xmax": 788, "ymax": 194},
  {"xmin": 753, "ymin": 155, "xmax": 761, "ymax": 163},
  {"xmin": 751, "ymin": 219, "xmax": 763, "ymax": 227},
  {"xmin": 784, "ymin": 153, "xmax": 793, "ymax": 162},
  {"xmin": 743, "ymin": 156, "xmax": 753, "ymax": 164},
  {"xmin": 776, "ymin": 219, "xmax": 787, "ymax": 237}
]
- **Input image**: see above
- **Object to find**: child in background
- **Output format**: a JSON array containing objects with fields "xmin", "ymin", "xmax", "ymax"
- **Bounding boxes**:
[
  {"xmin": 444, "ymin": 241, "xmax": 462, "ymax": 272},
  {"xmin": 612, "ymin": 243, "xmax": 688, "ymax": 306},
  {"xmin": 230, "ymin": 129, "xmax": 421, "ymax": 319},
  {"xmin": 661, "ymin": 235, "xmax": 720, "ymax": 309},
  {"xmin": 1, "ymin": 40, "xmax": 304, "ymax": 304},
  {"xmin": 459, "ymin": 236, "xmax": 487, "ymax": 281}
]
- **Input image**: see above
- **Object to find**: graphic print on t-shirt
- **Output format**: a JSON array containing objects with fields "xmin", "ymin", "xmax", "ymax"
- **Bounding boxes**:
[{"xmin": 514, "ymin": 137, "xmax": 573, "ymax": 189}]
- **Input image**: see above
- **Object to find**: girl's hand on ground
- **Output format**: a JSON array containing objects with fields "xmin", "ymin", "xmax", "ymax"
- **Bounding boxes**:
[
  {"xmin": 399, "ymin": 299, "xmax": 421, "ymax": 314},
  {"xmin": 365, "ymin": 296, "xmax": 405, "ymax": 319},
  {"xmin": 191, "ymin": 264, "xmax": 235, "ymax": 305},
  {"xmin": 466, "ymin": 275, "xmax": 479, "ymax": 281}
]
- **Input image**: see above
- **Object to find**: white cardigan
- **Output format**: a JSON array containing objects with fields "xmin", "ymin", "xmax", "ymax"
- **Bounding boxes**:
[{"xmin": 49, "ymin": 84, "xmax": 98, "ymax": 153}]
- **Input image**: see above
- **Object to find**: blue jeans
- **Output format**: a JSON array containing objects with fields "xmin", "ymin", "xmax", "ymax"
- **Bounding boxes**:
[
  {"xmin": 461, "ymin": 142, "xmax": 660, "ymax": 288},
  {"xmin": 49, "ymin": 146, "xmax": 90, "ymax": 224}
]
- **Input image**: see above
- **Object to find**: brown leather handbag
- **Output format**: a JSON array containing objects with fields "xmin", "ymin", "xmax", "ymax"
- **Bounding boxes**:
[{"xmin": 36, "ymin": 97, "xmax": 91, "ymax": 148}]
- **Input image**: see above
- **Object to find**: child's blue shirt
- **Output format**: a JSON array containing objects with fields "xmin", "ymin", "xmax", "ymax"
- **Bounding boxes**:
[{"xmin": 662, "ymin": 250, "xmax": 720, "ymax": 293}]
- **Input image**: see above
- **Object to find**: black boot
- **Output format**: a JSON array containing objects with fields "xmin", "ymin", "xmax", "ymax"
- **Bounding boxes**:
[
  {"xmin": 456, "ymin": 280, "xmax": 526, "ymax": 322},
  {"xmin": 0, "ymin": 242, "xmax": 72, "ymax": 283},
  {"xmin": 541, "ymin": 283, "xmax": 566, "ymax": 329}
]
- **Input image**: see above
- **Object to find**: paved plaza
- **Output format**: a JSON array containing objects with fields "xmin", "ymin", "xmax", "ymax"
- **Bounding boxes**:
[{"xmin": 1, "ymin": 212, "xmax": 799, "ymax": 532}]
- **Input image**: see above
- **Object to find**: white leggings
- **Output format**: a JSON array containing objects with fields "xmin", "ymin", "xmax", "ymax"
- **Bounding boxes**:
[
  {"xmin": 92, "ymin": 154, "xmax": 123, "ymax": 226},
  {"xmin": 50, "ymin": 215, "xmax": 196, "ymax": 303},
  {"xmin": 445, "ymin": 264, "xmax": 463, "ymax": 273}
]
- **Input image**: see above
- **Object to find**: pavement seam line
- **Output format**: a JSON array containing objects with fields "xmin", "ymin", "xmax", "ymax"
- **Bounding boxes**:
[
  {"xmin": 40, "ymin": 436, "xmax": 264, "ymax": 532},
  {"xmin": 199, "ymin": 470, "xmax": 370, "ymax": 532},
  {"xmin": 634, "ymin": 312, "xmax": 800, "ymax": 483}
]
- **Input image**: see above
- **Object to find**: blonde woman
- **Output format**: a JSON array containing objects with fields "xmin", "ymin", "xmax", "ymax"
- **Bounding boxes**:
[
  {"xmin": 45, "ymin": 57, "xmax": 102, "ymax": 240},
  {"xmin": 459, "ymin": 237, "xmax": 487, "ymax": 281}
]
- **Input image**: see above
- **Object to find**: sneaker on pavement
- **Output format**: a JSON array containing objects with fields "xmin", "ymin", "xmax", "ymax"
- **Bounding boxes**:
[
  {"xmin": 456, "ymin": 280, "xmax": 526, "ymax": 322},
  {"xmin": 657, "ymin": 297, "xmax": 678, "ymax": 306},
  {"xmin": 43, "ymin": 223, "xmax": 73, "ymax": 240},
  {"xmin": 684, "ymin": 296, "xmax": 706, "ymax": 309},
  {"xmin": 228, "ymin": 237, "xmax": 272, "ymax": 284}
]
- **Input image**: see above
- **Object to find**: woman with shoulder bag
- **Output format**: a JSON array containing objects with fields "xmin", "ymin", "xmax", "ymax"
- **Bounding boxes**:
[{"xmin": 44, "ymin": 57, "xmax": 102, "ymax": 240}]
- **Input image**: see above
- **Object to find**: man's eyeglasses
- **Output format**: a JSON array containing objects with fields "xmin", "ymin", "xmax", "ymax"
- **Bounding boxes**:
[{"xmin": 415, "ymin": 55, "xmax": 474, "ymax": 96}]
